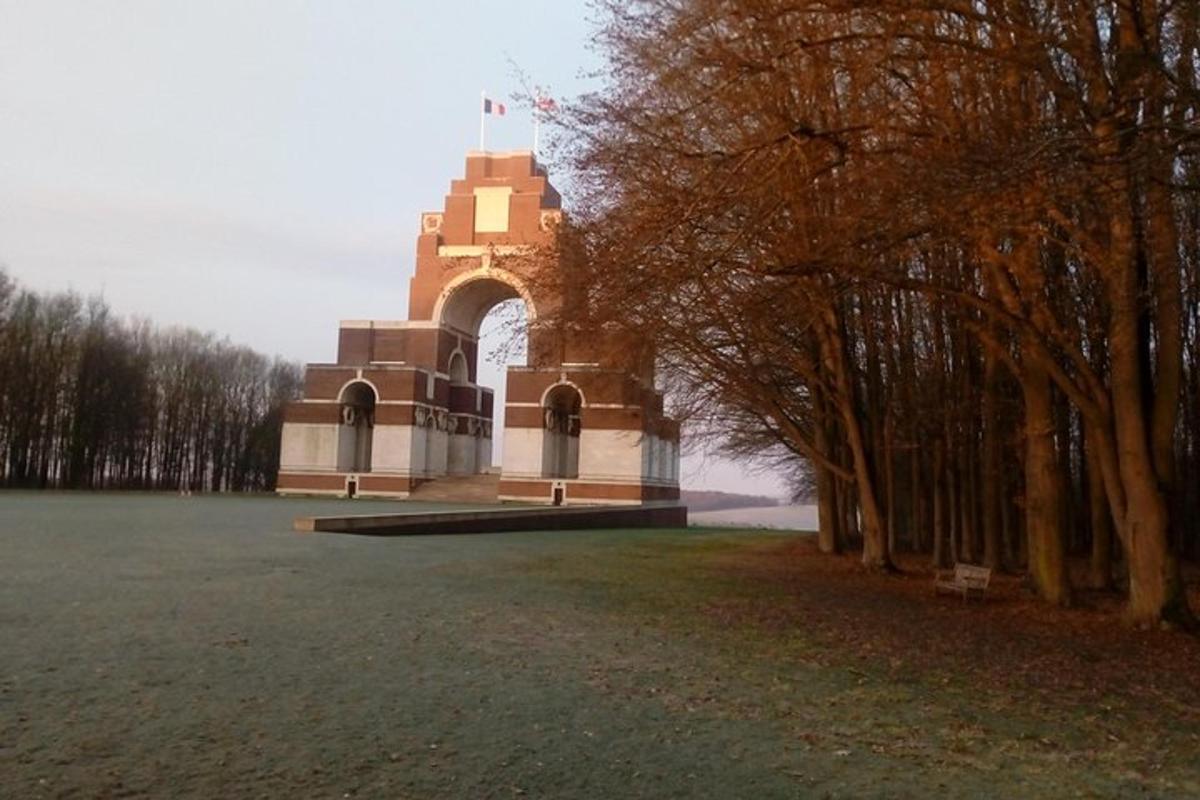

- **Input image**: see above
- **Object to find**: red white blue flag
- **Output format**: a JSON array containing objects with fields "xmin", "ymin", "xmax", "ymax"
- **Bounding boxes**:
[{"xmin": 483, "ymin": 97, "xmax": 506, "ymax": 115}]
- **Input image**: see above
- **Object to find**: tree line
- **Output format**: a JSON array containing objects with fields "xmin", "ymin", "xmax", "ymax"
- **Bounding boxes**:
[
  {"xmin": 0, "ymin": 269, "xmax": 302, "ymax": 492},
  {"xmin": 545, "ymin": 0, "xmax": 1200, "ymax": 627}
]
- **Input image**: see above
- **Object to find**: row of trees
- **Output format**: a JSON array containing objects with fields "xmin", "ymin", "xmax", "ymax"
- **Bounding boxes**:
[
  {"xmin": 0, "ymin": 269, "xmax": 301, "ymax": 492},
  {"xmin": 547, "ymin": 0, "xmax": 1200, "ymax": 627}
]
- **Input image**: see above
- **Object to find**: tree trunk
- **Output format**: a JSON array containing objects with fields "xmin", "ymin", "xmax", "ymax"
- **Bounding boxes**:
[
  {"xmin": 947, "ymin": 460, "xmax": 960, "ymax": 565},
  {"xmin": 1022, "ymin": 360, "xmax": 1071, "ymax": 605},
  {"xmin": 820, "ymin": 311, "xmax": 891, "ymax": 570},
  {"xmin": 1086, "ymin": 428, "xmax": 1114, "ymax": 590},
  {"xmin": 813, "ymin": 403, "xmax": 840, "ymax": 554},
  {"xmin": 1000, "ymin": 461, "xmax": 1017, "ymax": 569},
  {"xmin": 911, "ymin": 449, "xmax": 925, "ymax": 553},
  {"xmin": 981, "ymin": 353, "xmax": 1002, "ymax": 567},
  {"xmin": 1100, "ymin": 127, "xmax": 1192, "ymax": 626},
  {"xmin": 961, "ymin": 439, "xmax": 978, "ymax": 563},
  {"xmin": 884, "ymin": 410, "xmax": 897, "ymax": 558},
  {"xmin": 932, "ymin": 439, "xmax": 949, "ymax": 569},
  {"xmin": 840, "ymin": 476, "xmax": 860, "ymax": 544}
]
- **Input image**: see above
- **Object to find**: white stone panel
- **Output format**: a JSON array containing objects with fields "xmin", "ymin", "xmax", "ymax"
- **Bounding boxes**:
[
  {"xmin": 542, "ymin": 429, "xmax": 561, "ymax": 476},
  {"xmin": 410, "ymin": 424, "xmax": 429, "ymax": 476},
  {"xmin": 371, "ymin": 425, "xmax": 414, "ymax": 473},
  {"xmin": 447, "ymin": 434, "xmax": 478, "ymax": 475},
  {"xmin": 473, "ymin": 186, "xmax": 513, "ymax": 232},
  {"xmin": 579, "ymin": 429, "xmax": 644, "ymax": 482},
  {"xmin": 503, "ymin": 427, "xmax": 544, "ymax": 479},
  {"xmin": 477, "ymin": 435, "xmax": 493, "ymax": 471},
  {"xmin": 280, "ymin": 423, "xmax": 339, "ymax": 471},
  {"xmin": 645, "ymin": 435, "xmax": 660, "ymax": 481},
  {"xmin": 565, "ymin": 435, "xmax": 580, "ymax": 479},
  {"xmin": 336, "ymin": 425, "xmax": 358, "ymax": 472},
  {"xmin": 426, "ymin": 429, "xmax": 449, "ymax": 476}
]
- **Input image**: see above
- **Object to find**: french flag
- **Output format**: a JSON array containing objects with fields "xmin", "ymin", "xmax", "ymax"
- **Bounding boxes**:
[{"xmin": 483, "ymin": 97, "xmax": 506, "ymax": 116}]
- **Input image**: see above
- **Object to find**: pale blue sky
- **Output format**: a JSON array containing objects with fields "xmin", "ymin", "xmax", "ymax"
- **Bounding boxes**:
[{"xmin": 0, "ymin": 1, "xmax": 786, "ymax": 497}]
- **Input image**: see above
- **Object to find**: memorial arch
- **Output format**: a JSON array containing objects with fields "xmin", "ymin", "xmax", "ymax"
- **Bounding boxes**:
[{"xmin": 277, "ymin": 151, "xmax": 679, "ymax": 505}]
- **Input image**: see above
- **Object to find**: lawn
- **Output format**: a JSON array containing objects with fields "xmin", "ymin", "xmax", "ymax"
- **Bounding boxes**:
[{"xmin": 1, "ymin": 493, "xmax": 1197, "ymax": 798}]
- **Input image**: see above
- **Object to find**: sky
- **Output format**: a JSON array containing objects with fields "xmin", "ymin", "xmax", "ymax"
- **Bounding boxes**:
[{"xmin": 0, "ymin": 0, "xmax": 788, "ymax": 498}]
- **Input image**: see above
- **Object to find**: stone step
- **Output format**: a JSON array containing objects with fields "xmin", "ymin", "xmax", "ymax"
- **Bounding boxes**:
[{"xmin": 409, "ymin": 473, "xmax": 501, "ymax": 504}]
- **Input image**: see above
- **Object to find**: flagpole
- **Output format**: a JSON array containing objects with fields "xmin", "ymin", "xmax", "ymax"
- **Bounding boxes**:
[
  {"xmin": 479, "ymin": 90, "xmax": 486, "ymax": 151},
  {"xmin": 533, "ymin": 111, "xmax": 540, "ymax": 158}
]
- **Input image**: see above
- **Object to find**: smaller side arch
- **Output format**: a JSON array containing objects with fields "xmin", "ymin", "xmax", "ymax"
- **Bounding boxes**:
[
  {"xmin": 538, "ymin": 379, "xmax": 587, "ymax": 410},
  {"xmin": 337, "ymin": 380, "xmax": 377, "ymax": 474},
  {"xmin": 447, "ymin": 350, "xmax": 469, "ymax": 384},
  {"xmin": 337, "ymin": 378, "xmax": 381, "ymax": 404},
  {"xmin": 541, "ymin": 383, "xmax": 582, "ymax": 480}
]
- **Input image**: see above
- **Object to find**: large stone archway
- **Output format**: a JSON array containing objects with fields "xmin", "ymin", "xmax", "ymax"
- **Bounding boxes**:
[{"xmin": 277, "ymin": 151, "xmax": 679, "ymax": 505}]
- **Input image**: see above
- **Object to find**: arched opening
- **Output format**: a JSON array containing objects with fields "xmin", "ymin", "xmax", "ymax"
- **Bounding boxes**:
[
  {"xmin": 437, "ymin": 274, "xmax": 532, "ymax": 473},
  {"xmin": 478, "ymin": 298, "xmax": 528, "ymax": 469},
  {"xmin": 448, "ymin": 351, "xmax": 469, "ymax": 384},
  {"xmin": 436, "ymin": 272, "xmax": 532, "ymax": 337},
  {"xmin": 542, "ymin": 383, "xmax": 581, "ymax": 479},
  {"xmin": 337, "ymin": 381, "xmax": 376, "ymax": 473}
]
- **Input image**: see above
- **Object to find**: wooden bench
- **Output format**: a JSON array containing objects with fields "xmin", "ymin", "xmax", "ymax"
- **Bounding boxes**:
[{"xmin": 934, "ymin": 563, "xmax": 992, "ymax": 603}]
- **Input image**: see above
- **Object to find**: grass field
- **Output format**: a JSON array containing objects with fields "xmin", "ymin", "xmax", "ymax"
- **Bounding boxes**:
[{"xmin": 2, "ymin": 493, "xmax": 1198, "ymax": 798}]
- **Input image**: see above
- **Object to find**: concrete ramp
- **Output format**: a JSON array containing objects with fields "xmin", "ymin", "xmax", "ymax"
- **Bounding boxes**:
[{"xmin": 295, "ymin": 503, "xmax": 687, "ymax": 536}]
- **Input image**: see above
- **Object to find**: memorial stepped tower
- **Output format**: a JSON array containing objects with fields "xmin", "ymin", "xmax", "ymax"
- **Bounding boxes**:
[{"xmin": 276, "ymin": 151, "xmax": 680, "ymax": 505}]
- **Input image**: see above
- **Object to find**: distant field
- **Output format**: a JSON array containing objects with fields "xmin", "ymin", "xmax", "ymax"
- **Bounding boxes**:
[
  {"xmin": 2, "ymin": 493, "xmax": 1198, "ymax": 799},
  {"xmin": 689, "ymin": 504, "xmax": 818, "ymax": 530}
]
